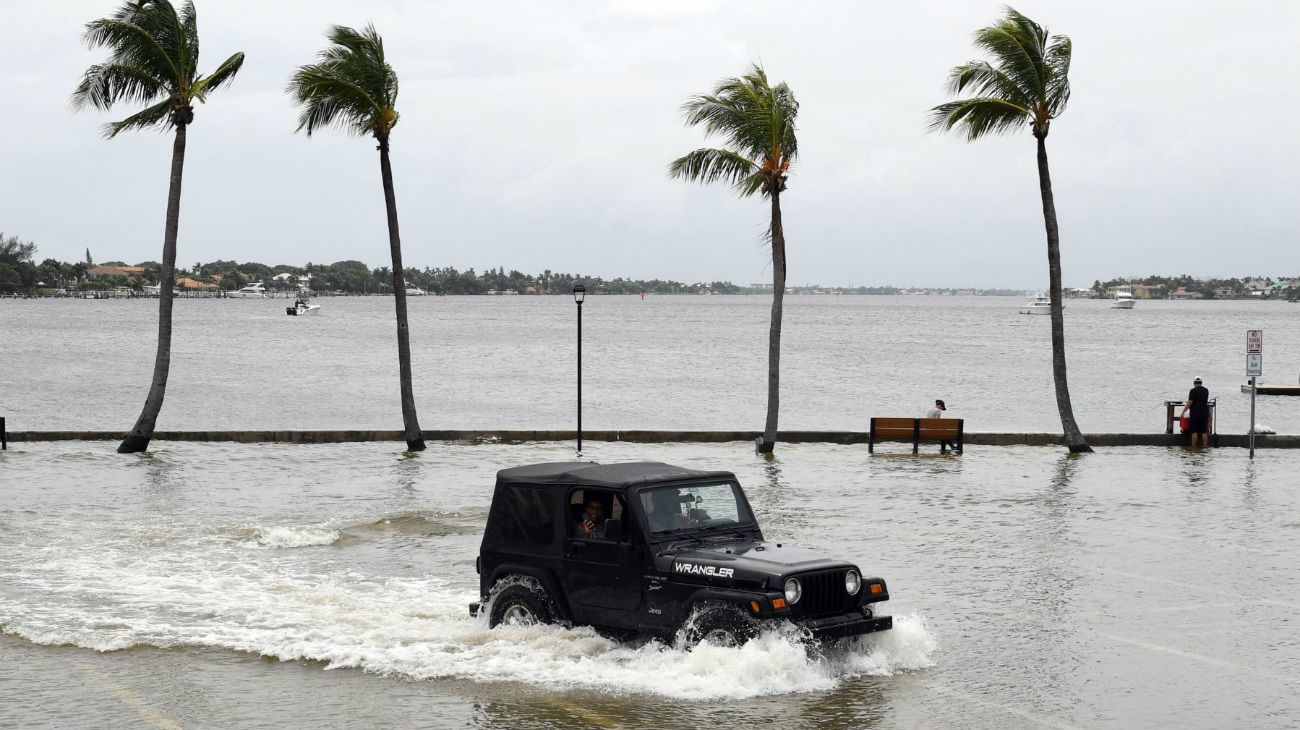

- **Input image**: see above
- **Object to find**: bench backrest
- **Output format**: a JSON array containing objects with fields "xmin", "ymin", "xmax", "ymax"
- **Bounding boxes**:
[
  {"xmin": 871, "ymin": 418, "xmax": 916, "ymax": 439},
  {"xmin": 917, "ymin": 418, "xmax": 961, "ymax": 438}
]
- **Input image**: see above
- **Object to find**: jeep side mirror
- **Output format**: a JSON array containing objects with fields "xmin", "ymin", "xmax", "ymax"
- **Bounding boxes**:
[{"xmin": 603, "ymin": 518, "xmax": 623, "ymax": 542}]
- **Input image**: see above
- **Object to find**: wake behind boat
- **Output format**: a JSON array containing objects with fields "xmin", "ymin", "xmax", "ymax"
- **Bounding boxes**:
[{"xmin": 285, "ymin": 298, "xmax": 321, "ymax": 316}]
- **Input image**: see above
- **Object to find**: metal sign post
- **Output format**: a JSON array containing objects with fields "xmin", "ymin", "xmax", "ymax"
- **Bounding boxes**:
[{"xmin": 1247, "ymin": 330, "xmax": 1263, "ymax": 459}]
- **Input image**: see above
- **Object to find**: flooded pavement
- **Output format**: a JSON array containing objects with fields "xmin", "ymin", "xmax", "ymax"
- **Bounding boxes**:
[{"xmin": 1, "ymin": 440, "xmax": 1297, "ymax": 728}]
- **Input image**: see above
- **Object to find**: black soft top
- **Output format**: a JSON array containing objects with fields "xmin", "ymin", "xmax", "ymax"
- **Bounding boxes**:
[{"xmin": 495, "ymin": 461, "xmax": 736, "ymax": 491}]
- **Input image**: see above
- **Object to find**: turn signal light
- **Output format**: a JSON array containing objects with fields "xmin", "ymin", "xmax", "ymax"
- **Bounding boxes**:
[
  {"xmin": 869, "ymin": 582, "xmax": 883, "ymax": 595},
  {"xmin": 771, "ymin": 597, "xmax": 786, "ymax": 610},
  {"xmin": 750, "ymin": 600, "xmax": 762, "ymax": 614}
]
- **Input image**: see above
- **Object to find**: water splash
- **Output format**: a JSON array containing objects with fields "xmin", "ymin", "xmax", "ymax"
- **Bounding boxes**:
[
  {"xmin": 0, "ymin": 536, "xmax": 936, "ymax": 698},
  {"xmin": 247, "ymin": 526, "xmax": 340, "ymax": 548}
]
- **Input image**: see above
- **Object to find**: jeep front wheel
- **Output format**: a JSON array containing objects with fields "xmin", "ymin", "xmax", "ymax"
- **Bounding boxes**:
[
  {"xmin": 488, "ymin": 580, "xmax": 555, "ymax": 628},
  {"xmin": 683, "ymin": 604, "xmax": 759, "ymax": 647}
]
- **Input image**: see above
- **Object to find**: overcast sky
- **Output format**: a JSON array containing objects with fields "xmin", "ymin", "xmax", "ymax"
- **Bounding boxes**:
[{"xmin": 1, "ymin": 1, "xmax": 1296, "ymax": 288}]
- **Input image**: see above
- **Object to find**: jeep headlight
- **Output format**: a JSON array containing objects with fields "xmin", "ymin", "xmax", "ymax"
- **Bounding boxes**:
[
  {"xmin": 845, "ymin": 569, "xmax": 861, "ymax": 596},
  {"xmin": 783, "ymin": 578, "xmax": 802, "ymax": 605}
]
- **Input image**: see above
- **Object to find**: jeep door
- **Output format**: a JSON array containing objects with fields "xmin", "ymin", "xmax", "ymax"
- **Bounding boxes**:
[{"xmin": 561, "ymin": 489, "xmax": 643, "ymax": 624}]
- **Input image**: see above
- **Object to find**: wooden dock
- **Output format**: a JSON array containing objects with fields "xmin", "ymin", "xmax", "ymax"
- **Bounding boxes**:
[{"xmin": 1241, "ymin": 383, "xmax": 1300, "ymax": 396}]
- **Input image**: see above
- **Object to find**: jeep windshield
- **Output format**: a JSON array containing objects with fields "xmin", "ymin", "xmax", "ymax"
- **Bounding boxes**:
[{"xmin": 638, "ymin": 482, "xmax": 755, "ymax": 534}]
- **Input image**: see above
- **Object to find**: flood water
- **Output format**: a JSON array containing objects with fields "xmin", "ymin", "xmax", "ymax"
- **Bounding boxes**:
[
  {"xmin": 1, "ymin": 294, "xmax": 1298, "ymax": 435},
  {"xmin": 2, "ymin": 439, "xmax": 1297, "ymax": 728}
]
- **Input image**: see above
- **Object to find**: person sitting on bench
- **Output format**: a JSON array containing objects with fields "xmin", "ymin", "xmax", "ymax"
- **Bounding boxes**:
[{"xmin": 925, "ymin": 399, "xmax": 957, "ymax": 452}]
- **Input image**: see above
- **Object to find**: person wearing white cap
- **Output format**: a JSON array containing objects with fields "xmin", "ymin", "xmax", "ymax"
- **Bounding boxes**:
[{"xmin": 1180, "ymin": 377, "xmax": 1211, "ymax": 448}]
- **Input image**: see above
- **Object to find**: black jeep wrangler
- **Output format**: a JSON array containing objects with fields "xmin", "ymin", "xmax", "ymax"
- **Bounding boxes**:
[{"xmin": 470, "ymin": 461, "xmax": 892, "ymax": 645}]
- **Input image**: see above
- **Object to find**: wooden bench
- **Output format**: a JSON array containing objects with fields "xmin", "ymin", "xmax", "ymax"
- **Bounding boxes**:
[{"xmin": 868, "ymin": 418, "xmax": 964, "ymax": 454}]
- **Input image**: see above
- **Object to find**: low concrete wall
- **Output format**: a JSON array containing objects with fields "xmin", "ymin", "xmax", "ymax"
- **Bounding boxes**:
[{"xmin": 6, "ymin": 430, "xmax": 1300, "ymax": 448}]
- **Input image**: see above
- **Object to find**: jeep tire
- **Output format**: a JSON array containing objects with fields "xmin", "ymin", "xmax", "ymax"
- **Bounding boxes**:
[
  {"xmin": 683, "ymin": 603, "xmax": 759, "ymax": 647},
  {"xmin": 488, "ymin": 579, "xmax": 555, "ymax": 628}
]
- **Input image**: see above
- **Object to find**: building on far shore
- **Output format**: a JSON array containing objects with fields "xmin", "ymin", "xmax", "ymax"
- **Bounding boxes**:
[
  {"xmin": 1105, "ymin": 283, "xmax": 1162, "ymax": 299},
  {"xmin": 176, "ymin": 277, "xmax": 218, "ymax": 291},
  {"xmin": 1167, "ymin": 287, "xmax": 1203, "ymax": 300},
  {"xmin": 1214, "ymin": 286, "xmax": 1237, "ymax": 298},
  {"xmin": 87, "ymin": 265, "xmax": 145, "ymax": 278}
]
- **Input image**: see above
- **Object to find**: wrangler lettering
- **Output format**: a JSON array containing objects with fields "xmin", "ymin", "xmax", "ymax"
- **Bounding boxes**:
[{"xmin": 675, "ymin": 562, "xmax": 734, "ymax": 578}]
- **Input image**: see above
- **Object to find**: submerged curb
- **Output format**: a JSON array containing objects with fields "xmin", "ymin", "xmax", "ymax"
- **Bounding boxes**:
[{"xmin": 5, "ymin": 430, "xmax": 1299, "ymax": 448}]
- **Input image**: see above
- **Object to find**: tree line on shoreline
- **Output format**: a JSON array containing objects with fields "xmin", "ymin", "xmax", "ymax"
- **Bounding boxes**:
[
  {"xmin": 1, "ymin": 247, "xmax": 746, "ymax": 296},
  {"xmin": 61, "ymin": 2, "xmax": 1114, "ymax": 454},
  {"xmin": 6, "ymin": 237, "xmax": 1293, "ymax": 300},
  {"xmin": 1091, "ymin": 274, "xmax": 1299, "ymax": 301},
  {"xmin": 1, "ymin": 241, "xmax": 1032, "ymax": 297}
]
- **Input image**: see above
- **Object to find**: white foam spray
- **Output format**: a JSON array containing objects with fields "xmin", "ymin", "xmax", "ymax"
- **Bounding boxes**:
[{"xmin": 0, "ymin": 523, "xmax": 936, "ymax": 699}]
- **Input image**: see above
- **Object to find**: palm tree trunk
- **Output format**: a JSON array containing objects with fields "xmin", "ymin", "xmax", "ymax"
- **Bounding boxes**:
[
  {"xmin": 1036, "ymin": 135, "xmax": 1092, "ymax": 453},
  {"xmin": 758, "ymin": 188, "xmax": 786, "ymax": 454},
  {"xmin": 377, "ymin": 137, "xmax": 425, "ymax": 451},
  {"xmin": 118, "ymin": 123, "xmax": 187, "ymax": 453}
]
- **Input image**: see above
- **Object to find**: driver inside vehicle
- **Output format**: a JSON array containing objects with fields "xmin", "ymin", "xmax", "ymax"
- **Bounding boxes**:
[
  {"xmin": 686, "ymin": 505, "xmax": 710, "ymax": 523},
  {"xmin": 645, "ymin": 489, "xmax": 691, "ymax": 532}
]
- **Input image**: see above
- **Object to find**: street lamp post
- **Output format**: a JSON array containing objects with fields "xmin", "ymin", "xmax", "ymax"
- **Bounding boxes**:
[{"xmin": 573, "ymin": 284, "xmax": 586, "ymax": 454}]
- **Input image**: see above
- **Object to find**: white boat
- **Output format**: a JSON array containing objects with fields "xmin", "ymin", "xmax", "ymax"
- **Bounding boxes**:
[
  {"xmin": 1111, "ymin": 287, "xmax": 1135, "ymax": 309},
  {"xmin": 1018, "ymin": 295, "xmax": 1055, "ymax": 315},
  {"xmin": 141, "ymin": 284, "xmax": 179, "ymax": 297},
  {"xmin": 233, "ymin": 282, "xmax": 268, "ymax": 298},
  {"xmin": 406, "ymin": 286, "xmax": 427, "ymax": 296},
  {"xmin": 285, "ymin": 299, "xmax": 321, "ymax": 316}
]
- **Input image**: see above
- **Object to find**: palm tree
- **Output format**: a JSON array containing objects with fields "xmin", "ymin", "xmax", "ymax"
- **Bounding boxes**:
[
  {"xmin": 288, "ymin": 25, "xmax": 425, "ymax": 451},
  {"xmin": 670, "ymin": 64, "xmax": 798, "ymax": 454},
  {"xmin": 929, "ymin": 7, "xmax": 1092, "ymax": 453},
  {"xmin": 73, "ymin": 0, "xmax": 244, "ymax": 453}
]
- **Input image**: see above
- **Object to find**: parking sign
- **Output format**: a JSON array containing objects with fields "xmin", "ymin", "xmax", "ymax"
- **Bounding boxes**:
[{"xmin": 1247, "ymin": 329, "xmax": 1263, "ymax": 354}]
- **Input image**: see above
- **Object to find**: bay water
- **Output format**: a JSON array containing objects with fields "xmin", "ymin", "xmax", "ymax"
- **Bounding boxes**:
[
  {"xmin": 2, "ymin": 295, "xmax": 1297, "ymax": 434},
  {"xmin": 2, "ymin": 295, "xmax": 1298, "ymax": 728}
]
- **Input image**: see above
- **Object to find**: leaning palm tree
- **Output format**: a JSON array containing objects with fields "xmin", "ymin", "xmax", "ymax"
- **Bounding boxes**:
[
  {"xmin": 670, "ymin": 64, "xmax": 798, "ymax": 454},
  {"xmin": 73, "ymin": 0, "xmax": 244, "ymax": 453},
  {"xmin": 288, "ymin": 25, "xmax": 425, "ymax": 451},
  {"xmin": 929, "ymin": 7, "xmax": 1092, "ymax": 453}
]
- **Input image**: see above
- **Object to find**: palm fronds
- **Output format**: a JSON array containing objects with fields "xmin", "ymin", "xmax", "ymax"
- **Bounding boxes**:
[
  {"xmin": 929, "ymin": 6, "xmax": 1071, "ymax": 140},
  {"xmin": 103, "ymin": 98, "xmax": 172, "ymax": 138},
  {"xmin": 287, "ymin": 24, "xmax": 398, "ymax": 139},
  {"xmin": 670, "ymin": 63, "xmax": 798, "ymax": 199},
  {"xmin": 73, "ymin": 0, "xmax": 244, "ymax": 135},
  {"xmin": 193, "ymin": 52, "xmax": 246, "ymax": 100},
  {"xmin": 669, "ymin": 148, "xmax": 764, "ymax": 196}
]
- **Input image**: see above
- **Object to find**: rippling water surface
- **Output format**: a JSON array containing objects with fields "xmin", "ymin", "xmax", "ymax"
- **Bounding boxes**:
[
  {"xmin": 2, "ymin": 440, "xmax": 1297, "ymax": 728},
  {"xmin": 2, "ymin": 295, "xmax": 1298, "ymax": 434}
]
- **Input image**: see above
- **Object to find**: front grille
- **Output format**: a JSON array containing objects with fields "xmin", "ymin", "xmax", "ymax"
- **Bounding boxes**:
[{"xmin": 790, "ymin": 569, "xmax": 855, "ymax": 618}]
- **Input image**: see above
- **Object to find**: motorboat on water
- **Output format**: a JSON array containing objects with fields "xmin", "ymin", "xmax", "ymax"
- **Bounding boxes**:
[
  {"xmin": 1018, "ymin": 295, "xmax": 1055, "ymax": 315},
  {"xmin": 285, "ymin": 298, "xmax": 321, "ymax": 316},
  {"xmin": 233, "ymin": 282, "xmax": 268, "ymax": 298},
  {"xmin": 1111, "ymin": 287, "xmax": 1136, "ymax": 309}
]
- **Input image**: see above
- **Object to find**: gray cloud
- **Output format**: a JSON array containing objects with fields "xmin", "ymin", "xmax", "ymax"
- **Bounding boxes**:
[{"xmin": 1, "ymin": 0, "xmax": 1296, "ymax": 288}]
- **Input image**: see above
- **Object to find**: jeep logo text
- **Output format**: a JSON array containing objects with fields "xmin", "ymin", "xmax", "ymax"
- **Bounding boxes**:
[{"xmin": 675, "ymin": 562, "xmax": 734, "ymax": 578}]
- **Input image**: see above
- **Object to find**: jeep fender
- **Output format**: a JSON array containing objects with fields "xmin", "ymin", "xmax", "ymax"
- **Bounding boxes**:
[
  {"xmin": 486, "ymin": 564, "xmax": 572, "ymax": 623},
  {"xmin": 681, "ymin": 587, "xmax": 767, "ymax": 619}
]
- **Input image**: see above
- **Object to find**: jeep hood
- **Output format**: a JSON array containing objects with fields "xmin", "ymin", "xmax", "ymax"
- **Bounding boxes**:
[{"xmin": 654, "ymin": 539, "xmax": 851, "ymax": 585}]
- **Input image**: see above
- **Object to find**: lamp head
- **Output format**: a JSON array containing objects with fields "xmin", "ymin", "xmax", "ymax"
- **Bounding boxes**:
[{"xmin": 573, "ymin": 284, "xmax": 586, "ymax": 304}]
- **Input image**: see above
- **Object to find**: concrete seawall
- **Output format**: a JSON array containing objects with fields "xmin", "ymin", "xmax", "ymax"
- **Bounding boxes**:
[{"xmin": 5, "ymin": 430, "xmax": 1299, "ymax": 448}]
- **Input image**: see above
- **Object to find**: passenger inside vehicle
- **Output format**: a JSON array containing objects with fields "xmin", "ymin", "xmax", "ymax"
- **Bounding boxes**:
[
  {"xmin": 574, "ymin": 497, "xmax": 606, "ymax": 538},
  {"xmin": 569, "ymin": 490, "xmax": 624, "ymax": 540}
]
